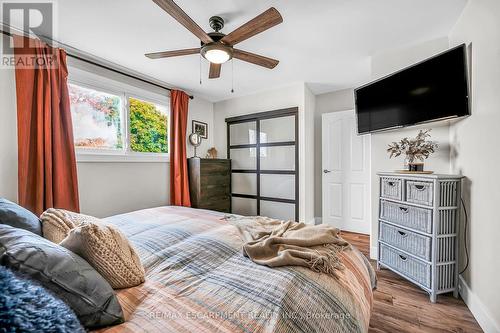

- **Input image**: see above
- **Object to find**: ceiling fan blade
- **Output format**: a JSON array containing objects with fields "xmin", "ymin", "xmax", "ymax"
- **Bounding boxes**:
[
  {"xmin": 221, "ymin": 7, "xmax": 282, "ymax": 46},
  {"xmin": 152, "ymin": 0, "xmax": 213, "ymax": 44},
  {"xmin": 233, "ymin": 49, "xmax": 279, "ymax": 69},
  {"xmin": 209, "ymin": 63, "xmax": 221, "ymax": 79},
  {"xmin": 145, "ymin": 48, "xmax": 200, "ymax": 59}
]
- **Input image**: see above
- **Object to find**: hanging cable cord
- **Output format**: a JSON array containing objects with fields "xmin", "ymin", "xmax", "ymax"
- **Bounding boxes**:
[{"xmin": 459, "ymin": 197, "xmax": 469, "ymax": 275}]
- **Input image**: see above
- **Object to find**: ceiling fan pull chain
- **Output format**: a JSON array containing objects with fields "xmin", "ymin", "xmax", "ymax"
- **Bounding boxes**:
[
  {"xmin": 199, "ymin": 54, "xmax": 202, "ymax": 85},
  {"xmin": 231, "ymin": 58, "xmax": 234, "ymax": 93}
]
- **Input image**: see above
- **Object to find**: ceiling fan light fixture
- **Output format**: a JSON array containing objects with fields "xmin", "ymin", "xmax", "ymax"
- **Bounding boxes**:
[{"xmin": 201, "ymin": 43, "xmax": 233, "ymax": 64}]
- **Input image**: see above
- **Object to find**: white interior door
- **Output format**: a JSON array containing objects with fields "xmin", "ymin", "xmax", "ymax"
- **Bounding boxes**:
[{"xmin": 322, "ymin": 110, "xmax": 371, "ymax": 234}]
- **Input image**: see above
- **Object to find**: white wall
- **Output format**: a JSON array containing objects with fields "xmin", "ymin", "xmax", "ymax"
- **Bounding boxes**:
[
  {"xmin": 187, "ymin": 97, "xmax": 214, "ymax": 159},
  {"xmin": 449, "ymin": 0, "xmax": 500, "ymax": 331},
  {"xmin": 0, "ymin": 57, "xmax": 214, "ymax": 218},
  {"xmin": 370, "ymin": 37, "xmax": 450, "ymax": 79},
  {"xmin": 213, "ymin": 83, "xmax": 315, "ymax": 223},
  {"xmin": 0, "ymin": 66, "xmax": 18, "ymax": 202},
  {"xmin": 77, "ymin": 162, "xmax": 169, "ymax": 217}
]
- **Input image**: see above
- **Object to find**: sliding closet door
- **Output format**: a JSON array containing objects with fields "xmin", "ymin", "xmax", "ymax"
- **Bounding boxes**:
[{"xmin": 226, "ymin": 108, "xmax": 298, "ymax": 221}]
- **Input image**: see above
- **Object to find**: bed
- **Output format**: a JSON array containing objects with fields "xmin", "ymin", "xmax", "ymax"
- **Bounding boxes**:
[{"xmin": 96, "ymin": 206, "xmax": 376, "ymax": 333}]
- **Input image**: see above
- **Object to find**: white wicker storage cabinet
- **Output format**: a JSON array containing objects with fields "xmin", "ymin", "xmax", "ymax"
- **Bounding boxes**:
[{"xmin": 377, "ymin": 172, "xmax": 463, "ymax": 303}]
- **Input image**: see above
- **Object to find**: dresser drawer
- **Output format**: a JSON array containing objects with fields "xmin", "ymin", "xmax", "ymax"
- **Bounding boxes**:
[
  {"xmin": 406, "ymin": 180, "xmax": 434, "ymax": 206},
  {"xmin": 380, "ymin": 177, "xmax": 403, "ymax": 200},
  {"xmin": 201, "ymin": 184, "xmax": 230, "ymax": 197},
  {"xmin": 198, "ymin": 196, "xmax": 231, "ymax": 213},
  {"xmin": 200, "ymin": 160, "xmax": 231, "ymax": 173},
  {"xmin": 380, "ymin": 200, "xmax": 432, "ymax": 234},
  {"xmin": 379, "ymin": 243, "xmax": 431, "ymax": 289},
  {"xmin": 200, "ymin": 172, "xmax": 230, "ymax": 186},
  {"xmin": 379, "ymin": 222, "xmax": 431, "ymax": 261}
]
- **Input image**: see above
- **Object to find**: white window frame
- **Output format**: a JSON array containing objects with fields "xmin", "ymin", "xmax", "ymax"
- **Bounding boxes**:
[{"xmin": 69, "ymin": 67, "xmax": 170, "ymax": 163}]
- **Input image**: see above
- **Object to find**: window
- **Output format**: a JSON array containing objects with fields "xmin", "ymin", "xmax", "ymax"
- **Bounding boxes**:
[
  {"xmin": 68, "ymin": 81, "xmax": 169, "ymax": 161},
  {"xmin": 69, "ymin": 83, "xmax": 124, "ymax": 150},
  {"xmin": 129, "ymin": 97, "xmax": 168, "ymax": 153}
]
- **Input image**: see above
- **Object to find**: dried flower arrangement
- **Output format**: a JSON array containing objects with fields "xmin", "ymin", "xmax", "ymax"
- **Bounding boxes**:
[{"xmin": 387, "ymin": 129, "xmax": 438, "ymax": 170}]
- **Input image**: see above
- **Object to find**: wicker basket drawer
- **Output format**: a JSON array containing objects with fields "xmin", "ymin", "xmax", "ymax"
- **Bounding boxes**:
[
  {"xmin": 379, "ymin": 222, "xmax": 431, "ymax": 261},
  {"xmin": 406, "ymin": 181, "xmax": 434, "ymax": 206},
  {"xmin": 379, "ymin": 243, "xmax": 431, "ymax": 288},
  {"xmin": 380, "ymin": 200, "xmax": 432, "ymax": 234},
  {"xmin": 380, "ymin": 177, "xmax": 403, "ymax": 200}
]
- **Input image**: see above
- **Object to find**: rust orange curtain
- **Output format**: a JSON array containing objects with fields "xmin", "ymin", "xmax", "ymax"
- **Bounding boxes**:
[
  {"xmin": 14, "ymin": 36, "xmax": 79, "ymax": 215},
  {"xmin": 169, "ymin": 90, "xmax": 191, "ymax": 207}
]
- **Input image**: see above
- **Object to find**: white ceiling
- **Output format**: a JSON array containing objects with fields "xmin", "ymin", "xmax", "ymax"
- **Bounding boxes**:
[{"xmin": 56, "ymin": 0, "xmax": 467, "ymax": 102}]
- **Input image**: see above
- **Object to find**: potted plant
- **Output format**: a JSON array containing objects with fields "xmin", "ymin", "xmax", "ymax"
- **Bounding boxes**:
[{"xmin": 387, "ymin": 129, "xmax": 438, "ymax": 172}]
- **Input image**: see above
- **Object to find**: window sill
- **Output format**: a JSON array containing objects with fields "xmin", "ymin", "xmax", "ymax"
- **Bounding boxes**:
[{"xmin": 76, "ymin": 151, "xmax": 170, "ymax": 163}]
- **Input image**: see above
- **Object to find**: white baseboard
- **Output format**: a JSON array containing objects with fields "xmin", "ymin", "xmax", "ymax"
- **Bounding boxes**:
[
  {"xmin": 459, "ymin": 275, "xmax": 500, "ymax": 333},
  {"xmin": 370, "ymin": 246, "xmax": 378, "ymax": 260}
]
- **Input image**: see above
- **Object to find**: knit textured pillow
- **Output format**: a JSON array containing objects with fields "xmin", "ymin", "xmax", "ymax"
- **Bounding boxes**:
[
  {"xmin": 60, "ymin": 220, "xmax": 145, "ymax": 289},
  {"xmin": 40, "ymin": 209, "xmax": 97, "ymax": 243},
  {"xmin": 40, "ymin": 209, "xmax": 73, "ymax": 243}
]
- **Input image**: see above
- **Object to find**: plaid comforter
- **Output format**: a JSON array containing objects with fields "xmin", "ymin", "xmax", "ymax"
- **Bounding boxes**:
[{"xmin": 96, "ymin": 206, "xmax": 375, "ymax": 333}]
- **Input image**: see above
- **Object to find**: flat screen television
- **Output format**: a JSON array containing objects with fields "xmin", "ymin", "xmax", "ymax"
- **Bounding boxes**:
[{"xmin": 355, "ymin": 44, "xmax": 470, "ymax": 134}]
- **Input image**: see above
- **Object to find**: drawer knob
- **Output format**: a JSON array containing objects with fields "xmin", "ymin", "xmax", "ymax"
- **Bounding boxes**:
[
  {"xmin": 399, "ymin": 254, "xmax": 407, "ymax": 261},
  {"xmin": 414, "ymin": 184, "xmax": 426, "ymax": 190},
  {"xmin": 397, "ymin": 230, "xmax": 408, "ymax": 237},
  {"xmin": 399, "ymin": 206, "xmax": 409, "ymax": 213},
  {"xmin": 387, "ymin": 181, "xmax": 396, "ymax": 187}
]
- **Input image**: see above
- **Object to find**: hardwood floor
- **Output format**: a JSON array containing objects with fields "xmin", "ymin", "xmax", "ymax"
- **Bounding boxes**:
[{"xmin": 340, "ymin": 231, "xmax": 483, "ymax": 333}]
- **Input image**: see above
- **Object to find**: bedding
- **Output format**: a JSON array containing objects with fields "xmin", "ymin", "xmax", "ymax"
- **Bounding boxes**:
[
  {"xmin": 0, "ymin": 225, "xmax": 124, "ymax": 328},
  {"xmin": 227, "ymin": 215, "xmax": 350, "ymax": 276},
  {"xmin": 96, "ymin": 206, "xmax": 375, "ymax": 333}
]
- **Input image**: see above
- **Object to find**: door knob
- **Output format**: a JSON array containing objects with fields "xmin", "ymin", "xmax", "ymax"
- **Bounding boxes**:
[{"xmin": 323, "ymin": 169, "xmax": 331, "ymax": 173}]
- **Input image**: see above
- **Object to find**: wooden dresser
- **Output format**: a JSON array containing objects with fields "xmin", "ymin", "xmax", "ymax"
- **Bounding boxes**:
[
  {"xmin": 377, "ymin": 172, "xmax": 463, "ymax": 302},
  {"xmin": 188, "ymin": 158, "xmax": 231, "ymax": 213}
]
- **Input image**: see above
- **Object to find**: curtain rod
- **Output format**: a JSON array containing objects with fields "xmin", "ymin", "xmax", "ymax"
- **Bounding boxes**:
[{"xmin": 0, "ymin": 29, "xmax": 194, "ymax": 99}]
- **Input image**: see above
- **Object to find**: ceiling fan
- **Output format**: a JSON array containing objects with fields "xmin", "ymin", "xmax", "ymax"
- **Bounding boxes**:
[{"xmin": 145, "ymin": 0, "xmax": 283, "ymax": 79}]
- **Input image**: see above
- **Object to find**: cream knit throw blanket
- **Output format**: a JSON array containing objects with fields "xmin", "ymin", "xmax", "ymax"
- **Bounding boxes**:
[{"xmin": 226, "ymin": 215, "xmax": 350, "ymax": 276}]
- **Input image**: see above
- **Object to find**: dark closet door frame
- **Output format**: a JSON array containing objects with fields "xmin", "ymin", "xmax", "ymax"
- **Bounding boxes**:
[{"xmin": 226, "ymin": 107, "xmax": 299, "ymax": 221}]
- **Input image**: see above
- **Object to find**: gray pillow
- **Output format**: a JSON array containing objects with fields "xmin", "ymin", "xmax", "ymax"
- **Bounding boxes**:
[
  {"xmin": 0, "ymin": 198, "xmax": 42, "ymax": 235},
  {"xmin": 0, "ymin": 224, "xmax": 124, "ymax": 328}
]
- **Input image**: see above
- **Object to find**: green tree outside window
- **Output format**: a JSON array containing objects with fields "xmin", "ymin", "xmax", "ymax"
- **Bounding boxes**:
[{"xmin": 129, "ymin": 98, "xmax": 168, "ymax": 153}]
